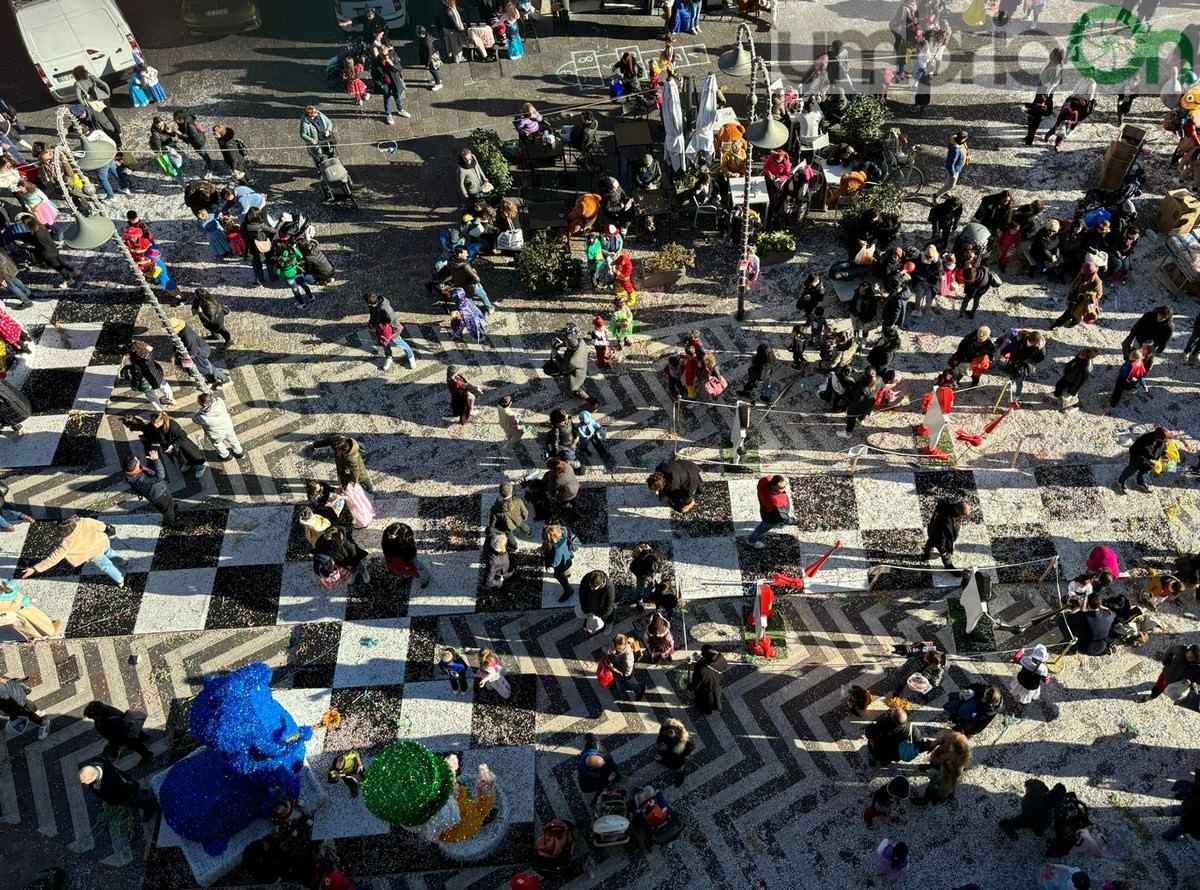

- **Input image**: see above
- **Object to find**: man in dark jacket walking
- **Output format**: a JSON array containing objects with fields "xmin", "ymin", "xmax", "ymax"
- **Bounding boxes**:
[
  {"xmin": 1122, "ymin": 306, "xmax": 1174, "ymax": 367},
  {"xmin": 688, "ymin": 644, "xmax": 728, "ymax": 714},
  {"xmin": 79, "ymin": 759, "xmax": 158, "ymax": 819},
  {"xmin": 83, "ymin": 701, "xmax": 152, "ymax": 764},
  {"xmin": 173, "ymin": 109, "xmax": 214, "ymax": 177},
  {"xmin": 171, "ymin": 317, "xmax": 230, "ymax": 387},
  {"xmin": 436, "ymin": 247, "xmax": 494, "ymax": 315},
  {"xmin": 550, "ymin": 334, "xmax": 599, "ymax": 409},
  {"xmin": 646, "ymin": 458, "xmax": 702, "ymax": 512},
  {"xmin": 928, "ymin": 194, "xmax": 963, "ymax": 248},
  {"xmin": 123, "ymin": 452, "xmax": 176, "ymax": 522},
  {"xmin": 1116, "ymin": 426, "xmax": 1173, "ymax": 494},
  {"xmin": 922, "ymin": 498, "xmax": 971, "ymax": 568},
  {"xmin": 579, "ymin": 569, "xmax": 616, "ymax": 633}
]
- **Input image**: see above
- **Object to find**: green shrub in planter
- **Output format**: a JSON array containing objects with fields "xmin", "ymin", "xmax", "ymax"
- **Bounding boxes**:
[
  {"xmin": 841, "ymin": 183, "xmax": 904, "ymax": 241},
  {"xmin": 468, "ymin": 128, "xmax": 514, "ymax": 194},
  {"xmin": 755, "ymin": 230, "xmax": 796, "ymax": 254},
  {"xmin": 515, "ymin": 232, "xmax": 584, "ymax": 294},
  {"xmin": 674, "ymin": 168, "xmax": 700, "ymax": 194},
  {"xmin": 839, "ymin": 95, "xmax": 891, "ymax": 155},
  {"xmin": 644, "ymin": 243, "xmax": 696, "ymax": 274}
]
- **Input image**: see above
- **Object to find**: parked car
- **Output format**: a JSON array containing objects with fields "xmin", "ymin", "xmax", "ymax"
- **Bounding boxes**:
[
  {"xmin": 181, "ymin": 0, "xmax": 262, "ymax": 35},
  {"xmin": 334, "ymin": 0, "xmax": 407, "ymax": 29},
  {"xmin": 11, "ymin": 0, "xmax": 142, "ymax": 102}
]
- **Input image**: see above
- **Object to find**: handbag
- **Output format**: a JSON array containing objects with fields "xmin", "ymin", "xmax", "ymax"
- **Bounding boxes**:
[
  {"xmin": 341, "ymin": 481, "xmax": 376, "ymax": 529},
  {"xmin": 87, "ymin": 100, "xmax": 107, "ymax": 113},
  {"xmin": 596, "ymin": 656, "xmax": 615, "ymax": 688},
  {"xmin": 897, "ymin": 727, "xmax": 918, "ymax": 762},
  {"xmin": 431, "ymin": 51, "xmax": 443, "ymax": 70},
  {"xmin": 702, "ymin": 374, "xmax": 728, "ymax": 399},
  {"xmin": 375, "ymin": 322, "xmax": 394, "ymax": 346},
  {"xmin": 497, "ymin": 229, "xmax": 524, "ymax": 251}
]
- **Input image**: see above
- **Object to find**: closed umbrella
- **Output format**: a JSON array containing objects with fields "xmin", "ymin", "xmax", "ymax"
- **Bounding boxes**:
[
  {"xmin": 662, "ymin": 78, "xmax": 686, "ymax": 173},
  {"xmin": 685, "ymin": 72, "xmax": 718, "ymax": 167}
]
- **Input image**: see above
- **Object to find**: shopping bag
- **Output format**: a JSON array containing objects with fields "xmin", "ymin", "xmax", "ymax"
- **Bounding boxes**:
[
  {"xmin": 963, "ymin": 0, "xmax": 987, "ymax": 26},
  {"xmin": 341, "ymin": 481, "xmax": 376, "ymax": 528}
]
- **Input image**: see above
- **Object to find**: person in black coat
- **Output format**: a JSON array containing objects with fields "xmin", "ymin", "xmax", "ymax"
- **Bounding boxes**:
[
  {"xmin": 579, "ymin": 569, "xmax": 616, "ymax": 630},
  {"xmin": 1122, "ymin": 306, "xmax": 1174, "ymax": 365},
  {"xmin": 922, "ymin": 498, "xmax": 972, "ymax": 568},
  {"xmin": 864, "ymin": 707, "xmax": 923, "ymax": 767},
  {"xmin": 1052, "ymin": 347, "xmax": 1098, "ymax": 410},
  {"xmin": 0, "ymin": 378, "xmax": 32, "ymax": 435},
  {"xmin": 191, "ymin": 288, "xmax": 232, "ymax": 347},
  {"xmin": 1116, "ymin": 426, "xmax": 1172, "ymax": 494},
  {"xmin": 737, "ymin": 344, "xmax": 775, "ymax": 404},
  {"xmin": 241, "ymin": 207, "xmax": 277, "ymax": 286},
  {"xmin": 947, "ymin": 326, "xmax": 995, "ymax": 387},
  {"xmin": 213, "ymin": 125, "xmax": 248, "ymax": 183},
  {"xmin": 866, "ymin": 326, "xmax": 901, "ymax": 373},
  {"xmin": 314, "ymin": 526, "xmax": 370, "ymax": 584},
  {"xmin": 21, "ymin": 215, "xmax": 77, "ymax": 286},
  {"xmin": 298, "ymin": 238, "xmax": 335, "ymax": 285},
  {"xmin": 1065, "ymin": 593, "xmax": 1116, "ymax": 656},
  {"xmin": 653, "ymin": 718, "xmax": 695, "ymax": 787},
  {"xmin": 172, "ymin": 110, "xmax": 214, "ymax": 176},
  {"xmin": 577, "ymin": 732, "xmax": 619, "ymax": 793},
  {"xmin": 83, "ymin": 701, "xmax": 152, "ymax": 763},
  {"xmin": 928, "ymin": 195, "xmax": 963, "ymax": 248},
  {"xmin": 997, "ymin": 330, "xmax": 1045, "ymax": 404},
  {"xmin": 646, "ymin": 458, "xmax": 702, "ymax": 512},
  {"xmin": 840, "ymin": 368, "xmax": 880, "ymax": 438},
  {"xmin": 148, "ymin": 412, "xmax": 207, "ymax": 479},
  {"xmin": 171, "ymin": 317, "xmax": 230, "ymax": 386},
  {"xmin": 688, "ymin": 644, "xmax": 728, "ymax": 715},
  {"xmin": 481, "ymin": 529, "xmax": 514, "ymax": 591},
  {"xmin": 78, "ymin": 759, "xmax": 158, "ymax": 818}
]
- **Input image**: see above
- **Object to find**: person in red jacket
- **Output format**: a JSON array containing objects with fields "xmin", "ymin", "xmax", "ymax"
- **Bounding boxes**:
[
  {"xmin": 748, "ymin": 475, "xmax": 792, "ymax": 548},
  {"xmin": 612, "ymin": 252, "xmax": 636, "ymax": 304}
]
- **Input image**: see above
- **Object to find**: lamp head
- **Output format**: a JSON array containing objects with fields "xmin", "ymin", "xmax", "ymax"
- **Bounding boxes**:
[
  {"xmin": 746, "ymin": 116, "xmax": 789, "ymax": 150},
  {"xmin": 64, "ymin": 212, "xmax": 116, "ymax": 250},
  {"xmin": 718, "ymin": 45, "xmax": 752, "ymax": 78}
]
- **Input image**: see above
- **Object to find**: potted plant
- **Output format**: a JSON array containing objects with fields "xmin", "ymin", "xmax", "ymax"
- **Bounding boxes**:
[
  {"xmin": 468, "ymin": 127, "xmax": 514, "ymax": 195},
  {"xmin": 641, "ymin": 242, "xmax": 695, "ymax": 288},
  {"xmin": 840, "ymin": 183, "xmax": 904, "ymax": 244},
  {"xmin": 756, "ymin": 230, "xmax": 797, "ymax": 266},
  {"xmin": 674, "ymin": 168, "xmax": 699, "ymax": 195},
  {"xmin": 839, "ymin": 95, "xmax": 892, "ymax": 155},
  {"xmin": 515, "ymin": 232, "xmax": 584, "ymax": 295}
]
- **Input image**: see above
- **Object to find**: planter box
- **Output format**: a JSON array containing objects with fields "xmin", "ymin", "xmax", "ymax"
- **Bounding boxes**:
[
  {"xmin": 761, "ymin": 249, "xmax": 795, "ymax": 267},
  {"xmin": 640, "ymin": 268, "xmax": 684, "ymax": 288}
]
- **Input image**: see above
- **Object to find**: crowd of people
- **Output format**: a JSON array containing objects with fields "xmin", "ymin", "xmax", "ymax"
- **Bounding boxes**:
[{"xmin": 4, "ymin": 2, "xmax": 1200, "ymax": 888}]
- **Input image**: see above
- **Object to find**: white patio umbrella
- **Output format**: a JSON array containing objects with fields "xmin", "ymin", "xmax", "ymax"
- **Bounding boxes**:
[
  {"xmin": 662, "ymin": 77, "xmax": 686, "ymax": 173},
  {"xmin": 685, "ymin": 72, "xmax": 718, "ymax": 167}
]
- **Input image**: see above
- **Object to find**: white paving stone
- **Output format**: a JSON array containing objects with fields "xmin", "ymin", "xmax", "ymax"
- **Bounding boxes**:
[
  {"xmin": 397, "ymin": 680, "xmax": 474, "ymax": 752},
  {"xmin": 71, "ymin": 365, "xmax": 121, "ymax": 413},
  {"xmin": 277, "ymin": 561, "xmax": 348, "ymax": 625},
  {"xmin": 407, "ymin": 551, "xmax": 479, "ymax": 617},
  {"xmin": 726, "ymin": 477, "xmax": 762, "ymax": 533},
  {"xmin": 271, "ymin": 687, "xmax": 334, "ymax": 753},
  {"xmin": 672, "ymin": 535, "xmax": 744, "ymax": 600},
  {"xmin": 134, "ymin": 568, "xmax": 215, "ymax": 635},
  {"xmin": 972, "ymin": 469, "xmax": 1047, "ymax": 527},
  {"xmin": 32, "ymin": 323, "xmax": 100, "ymax": 369},
  {"xmin": 539, "ymin": 543, "xmax": 609, "ymax": 609},
  {"xmin": 853, "ymin": 472, "xmax": 922, "ymax": 530},
  {"xmin": 0, "ymin": 416, "xmax": 66, "ymax": 469},
  {"xmin": 604, "ymin": 483, "xmax": 673, "ymax": 542},
  {"xmin": 793, "ymin": 529, "xmax": 870, "ymax": 594},
  {"xmin": 220, "ymin": 505, "xmax": 294, "ymax": 567},
  {"xmin": 310, "ymin": 750, "xmax": 390, "ymax": 840},
  {"xmin": 333, "ymin": 618, "xmax": 410, "ymax": 689}
]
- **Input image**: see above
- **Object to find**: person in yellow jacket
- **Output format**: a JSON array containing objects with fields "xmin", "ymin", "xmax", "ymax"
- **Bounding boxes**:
[
  {"xmin": 20, "ymin": 517, "xmax": 126, "ymax": 587},
  {"xmin": 720, "ymin": 139, "xmax": 748, "ymax": 178}
]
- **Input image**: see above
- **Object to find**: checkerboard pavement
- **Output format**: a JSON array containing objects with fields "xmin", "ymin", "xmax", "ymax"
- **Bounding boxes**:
[{"xmin": 7, "ymin": 464, "xmax": 1191, "ymax": 644}]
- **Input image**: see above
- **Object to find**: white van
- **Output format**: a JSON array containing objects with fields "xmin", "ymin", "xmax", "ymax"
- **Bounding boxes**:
[{"xmin": 11, "ymin": 0, "xmax": 143, "ymax": 103}]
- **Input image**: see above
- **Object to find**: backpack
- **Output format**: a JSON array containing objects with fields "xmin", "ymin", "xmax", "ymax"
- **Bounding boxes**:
[
  {"xmin": 701, "ymin": 374, "xmax": 728, "ymax": 399},
  {"xmin": 566, "ymin": 530, "xmax": 582, "ymax": 553}
]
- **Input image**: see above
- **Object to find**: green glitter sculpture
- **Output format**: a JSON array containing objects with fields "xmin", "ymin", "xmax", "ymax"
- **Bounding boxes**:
[{"xmin": 362, "ymin": 740, "xmax": 456, "ymax": 829}]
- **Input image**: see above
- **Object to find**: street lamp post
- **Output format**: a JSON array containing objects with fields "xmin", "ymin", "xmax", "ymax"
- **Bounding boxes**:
[
  {"xmin": 52, "ymin": 109, "xmax": 210, "ymax": 395},
  {"xmin": 718, "ymin": 25, "xmax": 788, "ymax": 322}
]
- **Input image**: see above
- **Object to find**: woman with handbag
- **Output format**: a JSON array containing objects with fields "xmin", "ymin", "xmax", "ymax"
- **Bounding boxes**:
[
  {"xmin": 416, "ymin": 27, "xmax": 445, "ymax": 90},
  {"xmin": 73, "ymin": 67, "xmax": 122, "ymax": 147}
]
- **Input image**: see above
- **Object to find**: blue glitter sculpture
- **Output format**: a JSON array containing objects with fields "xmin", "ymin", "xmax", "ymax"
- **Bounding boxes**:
[{"xmin": 159, "ymin": 663, "xmax": 313, "ymax": 854}]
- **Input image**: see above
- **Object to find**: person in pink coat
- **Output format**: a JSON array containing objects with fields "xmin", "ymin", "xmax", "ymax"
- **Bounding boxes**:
[{"xmin": 1085, "ymin": 545, "xmax": 1120, "ymax": 586}]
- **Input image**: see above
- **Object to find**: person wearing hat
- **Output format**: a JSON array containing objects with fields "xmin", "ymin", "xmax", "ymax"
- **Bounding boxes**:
[
  {"xmin": 933, "ymin": 131, "xmax": 968, "ymax": 199},
  {"xmin": 170, "ymin": 317, "xmax": 230, "ymax": 387},
  {"xmin": 1008, "ymin": 644, "xmax": 1050, "ymax": 706}
]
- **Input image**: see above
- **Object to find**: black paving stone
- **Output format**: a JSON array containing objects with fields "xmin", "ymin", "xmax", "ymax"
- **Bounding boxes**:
[
  {"xmin": 150, "ymin": 509, "xmax": 228, "ymax": 571},
  {"xmin": 205, "ymin": 563, "xmax": 283, "ymax": 630}
]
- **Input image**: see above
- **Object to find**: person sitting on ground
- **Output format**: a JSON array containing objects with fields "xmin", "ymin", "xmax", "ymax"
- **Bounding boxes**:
[
  {"xmin": 577, "ymin": 732, "xmax": 619, "ymax": 792},
  {"xmin": 864, "ymin": 707, "xmax": 923, "ymax": 767},
  {"xmin": 943, "ymin": 683, "xmax": 1003, "ymax": 736},
  {"xmin": 1065, "ymin": 593, "xmax": 1115, "ymax": 656}
]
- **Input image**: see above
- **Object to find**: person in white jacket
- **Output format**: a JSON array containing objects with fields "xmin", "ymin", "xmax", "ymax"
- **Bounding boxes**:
[{"xmin": 193, "ymin": 393, "xmax": 244, "ymax": 460}]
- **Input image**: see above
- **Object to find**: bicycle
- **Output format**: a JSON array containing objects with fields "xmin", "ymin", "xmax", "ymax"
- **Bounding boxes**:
[{"xmin": 880, "ymin": 148, "xmax": 925, "ymax": 198}]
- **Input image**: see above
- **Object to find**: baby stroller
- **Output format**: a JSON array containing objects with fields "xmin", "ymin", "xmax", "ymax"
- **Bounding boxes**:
[
  {"xmin": 588, "ymin": 786, "xmax": 633, "ymax": 849},
  {"xmin": 633, "ymin": 786, "xmax": 685, "ymax": 849},
  {"xmin": 318, "ymin": 157, "xmax": 358, "ymax": 210},
  {"xmin": 533, "ymin": 818, "xmax": 578, "ymax": 878}
]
